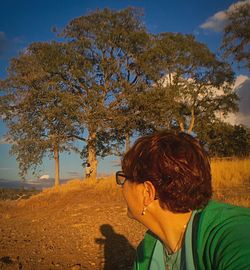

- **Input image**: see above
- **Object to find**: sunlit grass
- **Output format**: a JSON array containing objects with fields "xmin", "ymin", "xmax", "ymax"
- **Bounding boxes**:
[
  {"xmin": 18, "ymin": 175, "xmax": 122, "ymax": 208},
  {"xmin": 211, "ymin": 158, "xmax": 250, "ymax": 188},
  {"xmin": 211, "ymin": 158, "xmax": 250, "ymax": 207},
  {"xmin": 17, "ymin": 158, "xmax": 250, "ymax": 208},
  {"xmin": 41, "ymin": 176, "xmax": 119, "ymax": 195}
]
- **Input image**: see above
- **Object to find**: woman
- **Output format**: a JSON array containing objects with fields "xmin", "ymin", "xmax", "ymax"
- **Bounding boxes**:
[{"xmin": 116, "ymin": 131, "xmax": 250, "ymax": 270}]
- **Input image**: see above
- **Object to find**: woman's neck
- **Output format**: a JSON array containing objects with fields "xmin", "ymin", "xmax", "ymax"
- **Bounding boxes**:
[{"xmin": 143, "ymin": 201, "xmax": 192, "ymax": 253}]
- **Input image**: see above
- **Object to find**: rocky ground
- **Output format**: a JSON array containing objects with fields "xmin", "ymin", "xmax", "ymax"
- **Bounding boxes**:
[{"xmin": 0, "ymin": 185, "xmax": 146, "ymax": 270}]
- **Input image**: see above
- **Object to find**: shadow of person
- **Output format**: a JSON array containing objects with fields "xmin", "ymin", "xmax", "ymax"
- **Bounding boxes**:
[{"xmin": 95, "ymin": 224, "xmax": 135, "ymax": 270}]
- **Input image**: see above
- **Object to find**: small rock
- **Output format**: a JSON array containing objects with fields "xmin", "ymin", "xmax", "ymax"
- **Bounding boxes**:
[
  {"xmin": 52, "ymin": 262, "xmax": 61, "ymax": 267},
  {"xmin": 0, "ymin": 256, "xmax": 14, "ymax": 264},
  {"xmin": 71, "ymin": 263, "xmax": 81, "ymax": 270}
]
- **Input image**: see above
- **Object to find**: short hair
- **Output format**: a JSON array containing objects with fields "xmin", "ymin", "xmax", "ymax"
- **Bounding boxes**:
[{"xmin": 122, "ymin": 131, "xmax": 212, "ymax": 213}]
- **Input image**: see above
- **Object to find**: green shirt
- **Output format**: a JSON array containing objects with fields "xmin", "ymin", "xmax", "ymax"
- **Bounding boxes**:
[
  {"xmin": 149, "ymin": 210, "xmax": 197, "ymax": 270},
  {"xmin": 149, "ymin": 240, "xmax": 181, "ymax": 270},
  {"xmin": 132, "ymin": 201, "xmax": 250, "ymax": 270}
]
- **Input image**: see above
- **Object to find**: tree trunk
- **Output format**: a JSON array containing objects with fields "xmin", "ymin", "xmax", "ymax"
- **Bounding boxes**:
[
  {"xmin": 125, "ymin": 132, "xmax": 130, "ymax": 153},
  {"xmin": 187, "ymin": 107, "xmax": 195, "ymax": 134},
  {"xmin": 54, "ymin": 145, "xmax": 60, "ymax": 187},
  {"xmin": 87, "ymin": 131, "xmax": 97, "ymax": 179}
]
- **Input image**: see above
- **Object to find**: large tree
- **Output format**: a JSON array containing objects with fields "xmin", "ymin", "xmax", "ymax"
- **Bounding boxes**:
[
  {"xmin": 61, "ymin": 7, "xmax": 153, "ymax": 175},
  {"xmin": 0, "ymin": 42, "xmax": 82, "ymax": 185},
  {"xmin": 137, "ymin": 33, "xmax": 238, "ymax": 134},
  {"xmin": 1, "ymin": 8, "xmax": 154, "ymax": 181},
  {"xmin": 221, "ymin": 2, "xmax": 250, "ymax": 70},
  {"xmin": 1, "ymin": 8, "xmax": 241, "ymax": 182}
]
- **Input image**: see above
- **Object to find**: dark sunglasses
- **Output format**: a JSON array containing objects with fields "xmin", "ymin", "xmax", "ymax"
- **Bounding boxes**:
[{"xmin": 116, "ymin": 171, "xmax": 128, "ymax": 186}]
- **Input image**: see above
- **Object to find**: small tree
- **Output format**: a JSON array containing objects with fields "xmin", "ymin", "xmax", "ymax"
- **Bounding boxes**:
[
  {"xmin": 206, "ymin": 122, "xmax": 250, "ymax": 157},
  {"xmin": 0, "ymin": 42, "xmax": 82, "ymax": 185}
]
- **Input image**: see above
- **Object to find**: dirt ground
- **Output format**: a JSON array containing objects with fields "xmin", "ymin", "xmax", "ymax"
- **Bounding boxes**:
[{"xmin": 0, "ymin": 186, "xmax": 146, "ymax": 270}]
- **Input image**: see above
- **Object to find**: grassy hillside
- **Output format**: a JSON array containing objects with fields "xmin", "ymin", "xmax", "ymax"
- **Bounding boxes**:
[
  {"xmin": 0, "ymin": 158, "xmax": 249, "ymax": 269},
  {"xmin": 0, "ymin": 188, "xmax": 40, "ymax": 200},
  {"xmin": 211, "ymin": 158, "xmax": 250, "ymax": 207},
  {"xmin": 1, "ymin": 158, "xmax": 249, "ymax": 207},
  {"xmin": 24, "ymin": 157, "xmax": 250, "ymax": 208}
]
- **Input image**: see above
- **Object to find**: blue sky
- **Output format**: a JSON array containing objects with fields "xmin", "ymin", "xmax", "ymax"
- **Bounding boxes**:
[{"xmin": 0, "ymin": 0, "xmax": 249, "ymax": 182}]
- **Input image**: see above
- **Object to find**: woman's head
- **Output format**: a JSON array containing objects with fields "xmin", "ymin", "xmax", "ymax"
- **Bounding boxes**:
[{"xmin": 121, "ymin": 131, "xmax": 212, "ymax": 213}]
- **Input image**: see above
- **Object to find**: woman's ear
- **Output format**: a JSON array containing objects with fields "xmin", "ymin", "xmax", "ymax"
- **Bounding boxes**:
[{"xmin": 143, "ymin": 181, "xmax": 156, "ymax": 206}]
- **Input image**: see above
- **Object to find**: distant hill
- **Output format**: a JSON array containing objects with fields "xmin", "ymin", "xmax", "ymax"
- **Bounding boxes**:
[{"xmin": 0, "ymin": 178, "xmax": 77, "ymax": 190}]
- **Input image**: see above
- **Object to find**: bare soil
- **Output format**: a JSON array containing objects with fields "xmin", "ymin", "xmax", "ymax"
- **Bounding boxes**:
[{"xmin": 0, "ymin": 186, "xmax": 146, "ymax": 270}]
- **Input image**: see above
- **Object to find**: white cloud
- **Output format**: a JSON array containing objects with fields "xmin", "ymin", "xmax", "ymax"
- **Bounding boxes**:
[
  {"xmin": 225, "ymin": 75, "xmax": 250, "ymax": 127},
  {"xmin": 200, "ymin": 11, "xmax": 227, "ymax": 32},
  {"xmin": 200, "ymin": 0, "xmax": 250, "ymax": 32},
  {"xmin": 235, "ymin": 76, "xmax": 250, "ymax": 126},
  {"xmin": 39, "ymin": 174, "xmax": 50, "ymax": 180},
  {"xmin": 234, "ymin": 74, "xmax": 248, "ymax": 89}
]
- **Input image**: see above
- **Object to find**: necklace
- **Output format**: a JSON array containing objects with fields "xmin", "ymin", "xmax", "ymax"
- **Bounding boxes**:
[
  {"xmin": 163, "ymin": 224, "xmax": 187, "ymax": 270},
  {"xmin": 163, "ymin": 249, "xmax": 181, "ymax": 270},
  {"xmin": 173, "ymin": 223, "xmax": 187, "ymax": 253}
]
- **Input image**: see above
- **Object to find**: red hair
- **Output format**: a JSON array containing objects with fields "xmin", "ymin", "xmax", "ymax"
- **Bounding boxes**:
[{"xmin": 122, "ymin": 131, "xmax": 212, "ymax": 213}]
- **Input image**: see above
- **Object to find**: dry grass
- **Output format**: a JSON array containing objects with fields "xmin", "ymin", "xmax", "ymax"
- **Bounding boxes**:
[
  {"xmin": 44, "ymin": 176, "xmax": 119, "ymax": 197},
  {"xmin": 211, "ymin": 158, "xmax": 250, "ymax": 188},
  {"xmin": 19, "ymin": 175, "xmax": 122, "ymax": 208},
  {"xmin": 211, "ymin": 158, "xmax": 250, "ymax": 207},
  {"xmin": 22, "ymin": 158, "xmax": 250, "ymax": 208}
]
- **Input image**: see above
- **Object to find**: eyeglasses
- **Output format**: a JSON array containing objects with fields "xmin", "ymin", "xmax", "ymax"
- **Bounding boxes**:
[{"xmin": 116, "ymin": 171, "xmax": 128, "ymax": 186}]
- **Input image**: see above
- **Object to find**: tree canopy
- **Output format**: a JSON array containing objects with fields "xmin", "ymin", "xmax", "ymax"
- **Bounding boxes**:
[
  {"xmin": 221, "ymin": 2, "xmax": 250, "ymax": 70},
  {"xmin": 136, "ymin": 33, "xmax": 238, "ymax": 134},
  {"xmin": 60, "ymin": 7, "xmax": 154, "ymax": 177},
  {"xmin": 206, "ymin": 122, "xmax": 250, "ymax": 157},
  {"xmin": 0, "ymin": 7, "xmax": 244, "ymax": 183},
  {"xmin": 0, "ymin": 42, "xmax": 82, "ymax": 184}
]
